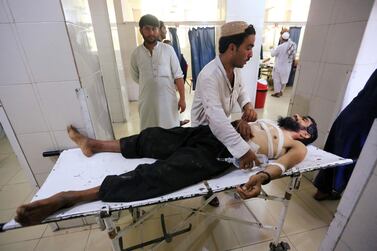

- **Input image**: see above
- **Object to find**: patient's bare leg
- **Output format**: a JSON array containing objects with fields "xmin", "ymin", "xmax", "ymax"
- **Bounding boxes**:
[
  {"xmin": 15, "ymin": 187, "xmax": 100, "ymax": 226},
  {"xmin": 68, "ymin": 125, "xmax": 121, "ymax": 156}
]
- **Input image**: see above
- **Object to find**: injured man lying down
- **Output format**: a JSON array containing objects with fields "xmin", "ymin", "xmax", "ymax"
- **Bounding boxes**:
[{"xmin": 15, "ymin": 114, "xmax": 317, "ymax": 226}]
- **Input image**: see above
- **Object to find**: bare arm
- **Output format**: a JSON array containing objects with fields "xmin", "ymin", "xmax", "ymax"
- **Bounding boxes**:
[
  {"xmin": 237, "ymin": 140, "xmax": 307, "ymax": 199},
  {"xmin": 175, "ymin": 78, "xmax": 186, "ymax": 113}
]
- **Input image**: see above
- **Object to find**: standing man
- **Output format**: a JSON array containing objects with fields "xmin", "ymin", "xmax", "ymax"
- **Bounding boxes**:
[
  {"xmin": 130, "ymin": 14, "xmax": 186, "ymax": 130},
  {"xmin": 191, "ymin": 21, "xmax": 259, "ymax": 174},
  {"xmin": 270, "ymin": 31, "xmax": 296, "ymax": 97}
]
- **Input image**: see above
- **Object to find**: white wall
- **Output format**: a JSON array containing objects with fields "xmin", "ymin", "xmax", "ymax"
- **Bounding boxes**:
[
  {"xmin": 0, "ymin": 0, "xmax": 79, "ymax": 186},
  {"xmin": 289, "ymin": 0, "xmax": 375, "ymax": 148},
  {"xmin": 0, "ymin": 0, "xmax": 113, "ymax": 186},
  {"xmin": 117, "ymin": 23, "xmax": 140, "ymax": 101},
  {"xmin": 341, "ymin": 0, "xmax": 377, "ymax": 110},
  {"xmin": 88, "ymin": 0, "xmax": 129, "ymax": 123},
  {"xmin": 320, "ymin": 120, "xmax": 377, "ymax": 250},
  {"xmin": 61, "ymin": 0, "xmax": 114, "ymax": 141},
  {"xmin": 227, "ymin": 0, "xmax": 266, "ymax": 107},
  {"xmin": 113, "ymin": 0, "xmax": 140, "ymax": 101}
]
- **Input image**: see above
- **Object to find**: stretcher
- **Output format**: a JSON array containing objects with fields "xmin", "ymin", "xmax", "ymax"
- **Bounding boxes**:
[{"xmin": 0, "ymin": 146, "xmax": 352, "ymax": 251}]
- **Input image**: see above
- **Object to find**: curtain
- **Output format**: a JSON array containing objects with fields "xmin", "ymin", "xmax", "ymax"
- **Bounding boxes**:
[
  {"xmin": 287, "ymin": 26, "xmax": 301, "ymax": 86},
  {"xmin": 168, "ymin": 27, "xmax": 188, "ymax": 82},
  {"xmin": 188, "ymin": 27, "xmax": 215, "ymax": 90},
  {"xmin": 288, "ymin": 26, "xmax": 301, "ymax": 46},
  {"xmin": 168, "ymin": 27, "xmax": 182, "ymax": 61}
]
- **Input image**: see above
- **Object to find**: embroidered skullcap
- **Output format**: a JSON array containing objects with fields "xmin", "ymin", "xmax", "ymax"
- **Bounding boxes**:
[{"xmin": 221, "ymin": 21, "xmax": 249, "ymax": 37}]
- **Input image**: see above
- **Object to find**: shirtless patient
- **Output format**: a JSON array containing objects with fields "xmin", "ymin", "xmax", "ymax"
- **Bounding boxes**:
[{"xmin": 15, "ymin": 114, "xmax": 317, "ymax": 226}]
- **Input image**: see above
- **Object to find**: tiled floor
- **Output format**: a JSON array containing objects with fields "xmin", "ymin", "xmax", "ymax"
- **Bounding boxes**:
[{"xmin": 0, "ymin": 86, "xmax": 339, "ymax": 251}]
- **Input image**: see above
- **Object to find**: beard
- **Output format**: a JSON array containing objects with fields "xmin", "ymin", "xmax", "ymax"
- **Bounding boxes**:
[
  {"xmin": 277, "ymin": 116, "xmax": 301, "ymax": 132},
  {"xmin": 142, "ymin": 34, "xmax": 157, "ymax": 45}
]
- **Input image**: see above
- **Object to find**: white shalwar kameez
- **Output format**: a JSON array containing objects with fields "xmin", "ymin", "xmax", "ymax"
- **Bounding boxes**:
[
  {"xmin": 191, "ymin": 56, "xmax": 251, "ymax": 159},
  {"xmin": 271, "ymin": 39, "xmax": 296, "ymax": 93},
  {"xmin": 130, "ymin": 42, "xmax": 183, "ymax": 130}
]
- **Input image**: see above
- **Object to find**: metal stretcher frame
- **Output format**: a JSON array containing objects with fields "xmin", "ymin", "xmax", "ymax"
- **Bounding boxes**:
[{"xmin": 1, "ymin": 146, "xmax": 352, "ymax": 251}]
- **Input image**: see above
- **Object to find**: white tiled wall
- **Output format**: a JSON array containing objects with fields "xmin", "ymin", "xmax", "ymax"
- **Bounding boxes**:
[
  {"xmin": 299, "ymin": 25, "xmax": 330, "ymax": 62},
  {"xmin": 17, "ymin": 22, "xmax": 78, "ymax": 82},
  {"xmin": 117, "ymin": 23, "xmax": 139, "ymax": 101},
  {"xmin": 61, "ymin": 0, "xmax": 92, "ymax": 26},
  {"xmin": 7, "ymin": 0, "xmax": 64, "ymax": 22},
  {"xmin": 332, "ymin": 0, "xmax": 374, "ymax": 24},
  {"xmin": 315, "ymin": 64, "xmax": 352, "ymax": 102},
  {"xmin": 306, "ymin": 0, "xmax": 336, "ymax": 25},
  {"xmin": 322, "ymin": 22, "xmax": 367, "ymax": 65},
  {"xmin": 0, "ymin": 24, "xmax": 31, "ymax": 84},
  {"xmin": 88, "ymin": 0, "xmax": 128, "ymax": 123},
  {"xmin": 17, "ymin": 132, "xmax": 57, "ymax": 175},
  {"xmin": 35, "ymin": 81, "xmax": 85, "ymax": 131},
  {"xmin": 289, "ymin": 0, "xmax": 375, "ymax": 148},
  {"xmin": 61, "ymin": 0, "xmax": 113, "ymax": 139},
  {"xmin": 81, "ymin": 72, "xmax": 113, "ymax": 140},
  {"xmin": 341, "ymin": 0, "xmax": 377, "ymax": 109},
  {"xmin": 0, "ymin": 0, "xmax": 113, "ymax": 187},
  {"xmin": 65, "ymin": 23, "xmax": 101, "ymax": 79},
  {"xmin": 321, "ymin": 120, "xmax": 377, "ymax": 250},
  {"xmin": 294, "ymin": 61, "xmax": 321, "ymax": 96},
  {"xmin": 0, "ymin": 0, "xmax": 12, "ymax": 23},
  {"xmin": 0, "ymin": 84, "xmax": 48, "ymax": 134}
]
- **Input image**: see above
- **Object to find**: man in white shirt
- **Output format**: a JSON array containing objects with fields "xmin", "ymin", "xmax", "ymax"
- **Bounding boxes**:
[
  {"xmin": 130, "ymin": 14, "xmax": 186, "ymax": 130},
  {"xmin": 191, "ymin": 21, "xmax": 259, "ymax": 206},
  {"xmin": 191, "ymin": 21, "xmax": 259, "ymax": 170},
  {"xmin": 270, "ymin": 32, "xmax": 297, "ymax": 97}
]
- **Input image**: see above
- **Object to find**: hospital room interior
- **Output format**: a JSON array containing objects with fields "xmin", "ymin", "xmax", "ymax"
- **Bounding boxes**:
[{"xmin": 0, "ymin": 0, "xmax": 376, "ymax": 250}]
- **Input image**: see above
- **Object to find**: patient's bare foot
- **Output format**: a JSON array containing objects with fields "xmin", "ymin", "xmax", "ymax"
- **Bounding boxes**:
[
  {"xmin": 15, "ymin": 192, "xmax": 74, "ymax": 226},
  {"xmin": 67, "ymin": 125, "xmax": 94, "ymax": 157}
]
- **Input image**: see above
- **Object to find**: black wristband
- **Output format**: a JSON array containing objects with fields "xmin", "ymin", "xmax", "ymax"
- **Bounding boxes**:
[{"xmin": 257, "ymin": 171, "xmax": 271, "ymax": 185}]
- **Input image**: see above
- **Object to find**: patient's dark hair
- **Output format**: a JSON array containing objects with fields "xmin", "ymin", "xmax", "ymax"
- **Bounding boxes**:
[
  {"xmin": 300, "ymin": 116, "xmax": 318, "ymax": 145},
  {"xmin": 278, "ymin": 115, "xmax": 318, "ymax": 145},
  {"xmin": 219, "ymin": 25, "xmax": 256, "ymax": 53}
]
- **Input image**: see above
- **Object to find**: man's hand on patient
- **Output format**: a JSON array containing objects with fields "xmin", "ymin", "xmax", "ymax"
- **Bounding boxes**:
[
  {"xmin": 239, "ymin": 150, "xmax": 260, "ymax": 169},
  {"xmin": 236, "ymin": 173, "xmax": 267, "ymax": 199},
  {"xmin": 238, "ymin": 120, "xmax": 254, "ymax": 140},
  {"xmin": 242, "ymin": 103, "xmax": 258, "ymax": 122}
]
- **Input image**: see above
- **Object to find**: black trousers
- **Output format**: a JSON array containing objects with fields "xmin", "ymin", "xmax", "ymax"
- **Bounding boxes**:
[{"xmin": 99, "ymin": 126, "xmax": 232, "ymax": 202}]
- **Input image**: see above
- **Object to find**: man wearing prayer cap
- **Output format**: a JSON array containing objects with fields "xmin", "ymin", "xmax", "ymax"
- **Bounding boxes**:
[
  {"xmin": 130, "ymin": 14, "xmax": 186, "ymax": 130},
  {"xmin": 191, "ymin": 21, "xmax": 259, "ymax": 206},
  {"xmin": 270, "ymin": 31, "xmax": 297, "ymax": 97}
]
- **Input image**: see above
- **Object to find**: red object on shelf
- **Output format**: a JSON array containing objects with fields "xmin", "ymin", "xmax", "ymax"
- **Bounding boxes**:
[{"xmin": 255, "ymin": 80, "xmax": 268, "ymax": 108}]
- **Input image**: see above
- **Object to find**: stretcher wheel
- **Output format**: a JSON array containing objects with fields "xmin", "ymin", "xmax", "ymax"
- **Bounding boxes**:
[{"xmin": 269, "ymin": 241, "xmax": 290, "ymax": 251}]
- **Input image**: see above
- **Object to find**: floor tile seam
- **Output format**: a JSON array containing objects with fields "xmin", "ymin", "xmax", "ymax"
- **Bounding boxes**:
[
  {"xmin": 32, "ymin": 236, "xmax": 43, "ymax": 251},
  {"xmin": 295, "ymin": 191, "xmax": 338, "ymax": 220},
  {"xmin": 285, "ymin": 225, "xmax": 329, "ymax": 238},
  {"xmin": 0, "ymin": 238, "xmax": 40, "ymax": 249},
  {"xmin": 289, "ymin": 191, "xmax": 333, "ymax": 221},
  {"xmin": 0, "ymin": 234, "xmax": 43, "ymax": 247}
]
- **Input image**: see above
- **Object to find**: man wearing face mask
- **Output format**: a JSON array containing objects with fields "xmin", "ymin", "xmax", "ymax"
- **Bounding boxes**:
[{"xmin": 130, "ymin": 14, "xmax": 186, "ymax": 130}]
